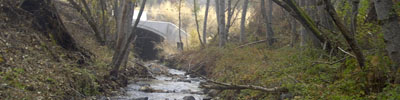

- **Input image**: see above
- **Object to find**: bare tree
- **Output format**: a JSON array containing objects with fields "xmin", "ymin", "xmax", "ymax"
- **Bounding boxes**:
[
  {"xmin": 218, "ymin": 0, "xmax": 227, "ymax": 47},
  {"xmin": 374, "ymin": 0, "xmax": 400, "ymax": 83},
  {"xmin": 178, "ymin": 0, "xmax": 184, "ymax": 51},
  {"xmin": 202, "ymin": 0, "xmax": 210, "ymax": 45},
  {"xmin": 240, "ymin": 0, "xmax": 249, "ymax": 43},
  {"xmin": 350, "ymin": 0, "xmax": 360, "ymax": 36},
  {"xmin": 270, "ymin": 0, "xmax": 332, "ymax": 51},
  {"xmin": 225, "ymin": 0, "xmax": 240, "ymax": 39},
  {"xmin": 109, "ymin": 0, "xmax": 147, "ymax": 78},
  {"xmin": 267, "ymin": 0, "xmax": 275, "ymax": 45},
  {"xmin": 261, "ymin": 0, "xmax": 275, "ymax": 46},
  {"xmin": 67, "ymin": 0, "xmax": 105, "ymax": 45},
  {"xmin": 323, "ymin": 0, "xmax": 365, "ymax": 68},
  {"xmin": 290, "ymin": 17, "xmax": 298, "ymax": 47},
  {"xmin": 100, "ymin": 0, "xmax": 108, "ymax": 44},
  {"xmin": 194, "ymin": 0, "xmax": 204, "ymax": 47}
]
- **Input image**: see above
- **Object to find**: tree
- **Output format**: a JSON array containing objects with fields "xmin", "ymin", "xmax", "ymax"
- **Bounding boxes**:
[
  {"xmin": 270, "ymin": 0, "xmax": 332, "ymax": 51},
  {"xmin": 218, "ymin": 0, "xmax": 227, "ymax": 47},
  {"xmin": 267, "ymin": 0, "xmax": 275, "ymax": 45},
  {"xmin": 374, "ymin": 0, "xmax": 400, "ymax": 83},
  {"xmin": 261, "ymin": 0, "xmax": 275, "ymax": 46},
  {"xmin": 240, "ymin": 0, "xmax": 249, "ymax": 43},
  {"xmin": 323, "ymin": 0, "xmax": 365, "ymax": 68},
  {"xmin": 194, "ymin": 0, "xmax": 204, "ymax": 47},
  {"xmin": 109, "ymin": 0, "xmax": 147, "ymax": 78},
  {"xmin": 67, "ymin": 0, "xmax": 105, "ymax": 45},
  {"xmin": 290, "ymin": 17, "xmax": 298, "ymax": 47},
  {"xmin": 202, "ymin": 0, "xmax": 210, "ymax": 45},
  {"xmin": 100, "ymin": 0, "xmax": 108, "ymax": 44},
  {"xmin": 178, "ymin": 0, "xmax": 184, "ymax": 51},
  {"xmin": 350, "ymin": 0, "xmax": 360, "ymax": 36}
]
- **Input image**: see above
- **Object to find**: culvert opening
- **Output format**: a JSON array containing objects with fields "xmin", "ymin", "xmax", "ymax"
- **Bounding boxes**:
[{"xmin": 134, "ymin": 28, "xmax": 164, "ymax": 61}]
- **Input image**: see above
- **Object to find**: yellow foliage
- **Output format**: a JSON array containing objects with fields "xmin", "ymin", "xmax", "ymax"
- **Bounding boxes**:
[{"xmin": 146, "ymin": 1, "xmax": 254, "ymax": 48}]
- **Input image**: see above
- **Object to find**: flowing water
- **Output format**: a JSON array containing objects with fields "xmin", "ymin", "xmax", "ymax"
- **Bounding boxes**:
[{"xmin": 111, "ymin": 63, "xmax": 210, "ymax": 100}]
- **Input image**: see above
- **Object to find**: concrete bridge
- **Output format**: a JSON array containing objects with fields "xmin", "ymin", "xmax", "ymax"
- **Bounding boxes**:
[
  {"xmin": 136, "ymin": 20, "xmax": 188, "ymax": 45},
  {"xmin": 132, "ymin": 20, "xmax": 188, "ymax": 61}
]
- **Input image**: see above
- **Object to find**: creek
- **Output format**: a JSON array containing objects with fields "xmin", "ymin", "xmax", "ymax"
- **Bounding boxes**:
[{"xmin": 111, "ymin": 62, "xmax": 211, "ymax": 100}]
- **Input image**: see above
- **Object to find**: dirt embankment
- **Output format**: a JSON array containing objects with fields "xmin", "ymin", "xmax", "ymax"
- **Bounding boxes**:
[{"xmin": 0, "ymin": 1, "xmax": 148, "ymax": 99}]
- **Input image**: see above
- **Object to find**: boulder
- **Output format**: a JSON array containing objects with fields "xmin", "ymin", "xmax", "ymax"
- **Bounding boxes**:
[
  {"xmin": 139, "ymin": 86, "xmax": 153, "ymax": 92},
  {"xmin": 183, "ymin": 96, "xmax": 195, "ymax": 100},
  {"xmin": 131, "ymin": 97, "xmax": 148, "ymax": 100},
  {"xmin": 180, "ymin": 89, "xmax": 192, "ymax": 93},
  {"xmin": 177, "ymin": 79, "xmax": 191, "ymax": 83}
]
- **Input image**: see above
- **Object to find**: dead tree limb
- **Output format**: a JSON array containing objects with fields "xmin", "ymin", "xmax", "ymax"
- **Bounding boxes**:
[
  {"xmin": 236, "ymin": 39, "xmax": 268, "ymax": 48},
  {"xmin": 201, "ymin": 79, "xmax": 288, "ymax": 93},
  {"xmin": 187, "ymin": 70, "xmax": 288, "ymax": 93},
  {"xmin": 324, "ymin": 0, "xmax": 366, "ymax": 68}
]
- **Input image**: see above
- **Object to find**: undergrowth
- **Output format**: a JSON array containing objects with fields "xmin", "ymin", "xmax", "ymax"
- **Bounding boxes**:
[{"xmin": 174, "ymin": 43, "xmax": 399, "ymax": 99}]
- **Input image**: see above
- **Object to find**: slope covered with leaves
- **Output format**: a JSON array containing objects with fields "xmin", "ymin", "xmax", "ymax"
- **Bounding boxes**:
[{"xmin": 0, "ymin": 1, "xmax": 147, "ymax": 99}]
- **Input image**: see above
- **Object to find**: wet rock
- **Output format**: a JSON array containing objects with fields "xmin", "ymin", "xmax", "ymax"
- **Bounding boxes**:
[
  {"xmin": 136, "ymin": 82, "xmax": 150, "ymax": 86},
  {"xmin": 131, "ymin": 97, "xmax": 148, "ymax": 100},
  {"xmin": 152, "ymin": 67, "xmax": 162, "ymax": 73},
  {"xmin": 180, "ymin": 89, "xmax": 191, "ymax": 93},
  {"xmin": 183, "ymin": 96, "xmax": 195, "ymax": 100},
  {"xmin": 202, "ymin": 96, "xmax": 212, "ymax": 100},
  {"xmin": 166, "ymin": 90, "xmax": 176, "ymax": 93},
  {"xmin": 190, "ymin": 78, "xmax": 200, "ymax": 82},
  {"xmin": 139, "ymin": 86, "xmax": 153, "ymax": 92},
  {"xmin": 177, "ymin": 79, "xmax": 191, "ymax": 83}
]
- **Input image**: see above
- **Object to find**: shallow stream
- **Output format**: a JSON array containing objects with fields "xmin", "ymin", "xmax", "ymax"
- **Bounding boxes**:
[{"xmin": 112, "ymin": 63, "xmax": 210, "ymax": 100}]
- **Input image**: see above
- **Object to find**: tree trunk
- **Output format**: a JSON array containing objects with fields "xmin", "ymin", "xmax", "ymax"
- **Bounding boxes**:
[
  {"xmin": 365, "ymin": 1, "xmax": 377, "ymax": 23},
  {"xmin": 218, "ymin": 0, "xmax": 227, "ymax": 47},
  {"xmin": 67, "ymin": 0, "xmax": 105, "ymax": 45},
  {"xmin": 267, "ymin": 0, "xmax": 275, "ymax": 45},
  {"xmin": 261, "ymin": 0, "xmax": 275, "ymax": 46},
  {"xmin": 109, "ymin": 0, "xmax": 134, "ymax": 78},
  {"xmin": 350, "ymin": 0, "xmax": 360, "ymax": 36},
  {"xmin": 81, "ymin": 0, "xmax": 92, "ymax": 16},
  {"xmin": 271, "ymin": 0, "xmax": 331, "ymax": 50},
  {"xmin": 298, "ymin": 0, "xmax": 306, "ymax": 47},
  {"xmin": 374, "ymin": 0, "xmax": 400, "ymax": 83},
  {"xmin": 239, "ymin": 0, "xmax": 249, "ymax": 43},
  {"xmin": 203, "ymin": 0, "xmax": 210, "ymax": 45},
  {"xmin": 100, "ymin": 0, "xmax": 108, "ymax": 44},
  {"xmin": 225, "ymin": 0, "xmax": 232, "ymax": 37},
  {"xmin": 194, "ymin": 0, "xmax": 204, "ymax": 47},
  {"xmin": 323, "ymin": 0, "xmax": 366, "ymax": 68},
  {"xmin": 21, "ymin": 0, "xmax": 78, "ymax": 50},
  {"xmin": 261, "ymin": 0, "xmax": 269, "ymax": 42},
  {"xmin": 178, "ymin": 0, "xmax": 183, "ymax": 51},
  {"xmin": 215, "ymin": 0, "xmax": 220, "ymax": 43},
  {"xmin": 113, "ymin": 0, "xmax": 121, "ymax": 48},
  {"xmin": 290, "ymin": 17, "xmax": 298, "ymax": 47},
  {"xmin": 114, "ymin": 0, "xmax": 147, "ymax": 78}
]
